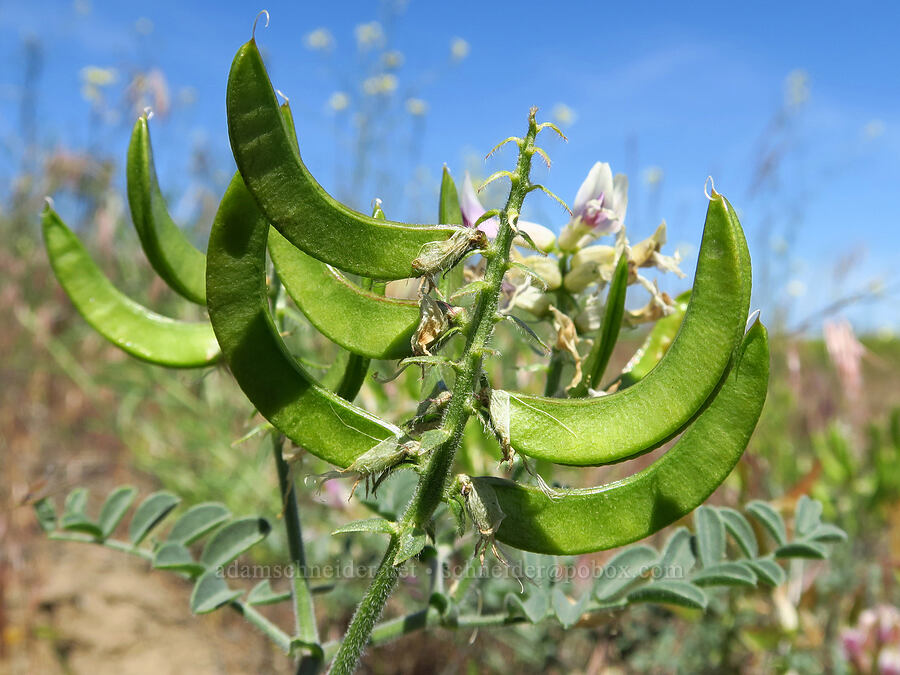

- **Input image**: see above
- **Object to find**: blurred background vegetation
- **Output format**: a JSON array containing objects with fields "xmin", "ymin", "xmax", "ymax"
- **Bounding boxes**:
[{"xmin": 1, "ymin": 1, "xmax": 899, "ymax": 673}]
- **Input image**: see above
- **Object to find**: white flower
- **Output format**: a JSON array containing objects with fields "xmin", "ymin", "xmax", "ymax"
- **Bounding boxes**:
[
  {"xmin": 405, "ymin": 98, "xmax": 428, "ymax": 116},
  {"xmin": 558, "ymin": 162, "xmax": 628, "ymax": 252},
  {"xmin": 354, "ymin": 22, "xmax": 384, "ymax": 50},
  {"xmin": 328, "ymin": 92, "xmax": 349, "ymax": 112},
  {"xmin": 450, "ymin": 38, "xmax": 470, "ymax": 61},
  {"xmin": 551, "ymin": 103, "xmax": 576, "ymax": 127},
  {"xmin": 305, "ymin": 28, "xmax": 334, "ymax": 51}
]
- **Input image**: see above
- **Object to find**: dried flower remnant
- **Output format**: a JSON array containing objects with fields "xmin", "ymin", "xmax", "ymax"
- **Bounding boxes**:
[
  {"xmin": 549, "ymin": 305, "xmax": 583, "ymax": 389},
  {"xmin": 628, "ymin": 222, "xmax": 684, "ymax": 278},
  {"xmin": 411, "ymin": 295, "xmax": 460, "ymax": 356}
]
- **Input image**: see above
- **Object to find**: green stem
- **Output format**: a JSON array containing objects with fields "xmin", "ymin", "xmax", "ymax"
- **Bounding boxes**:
[
  {"xmin": 327, "ymin": 109, "xmax": 541, "ymax": 674},
  {"xmin": 544, "ymin": 256, "xmax": 574, "ymax": 397},
  {"xmin": 322, "ymin": 608, "xmax": 530, "ymax": 661},
  {"xmin": 544, "ymin": 349, "xmax": 564, "ymax": 396},
  {"xmin": 272, "ymin": 433, "xmax": 320, "ymax": 648},
  {"xmin": 269, "ymin": 268, "xmax": 323, "ymax": 665},
  {"xmin": 327, "ymin": 539, "xmax": 402, "ymax": 674},
  {"xmin": 231, "ymin": 599, "xmax": 294, "ymax": 653}
]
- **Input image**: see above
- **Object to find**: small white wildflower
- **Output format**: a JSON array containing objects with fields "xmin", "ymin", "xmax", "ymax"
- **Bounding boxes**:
[
  {"xmin": 405, "ymin": 98, "xmax": 428, "ymax": 116},
  {"xmin": 305, "ymin": 28, "xmax": 334, "ymax": 51},
  {"xmin": 355, "ymin": 21, "xmax": 384, "ymax": 50},
  {"xmin": 382, "ymin": 50, "xmax": 405, "ymax": 69},
  {"xmin": 786, "ymin": 279, "xmax": 806, "ymax": 297},
  {"xmin": 551, "ymin": 103, "xmax": 576, "ymax": 127},
  {"xmin": 450, "ymin": 37, "xmax": 470, "ymax": 61},
  {"xmin": 643, "ymin": 166, "xmax": 664, "ymax": 186},
  {"xmin": 328, "ymin": 92, "xmax": 349, "ymax": 112}
]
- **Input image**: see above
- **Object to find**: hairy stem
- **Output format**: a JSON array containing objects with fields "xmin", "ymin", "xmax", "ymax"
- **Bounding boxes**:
[
  {"xmin": 328, "ymin": 109, "xmax": 542, "ymax": 674},
  {"xmin": 327, "ymin": 539, "xmax": 401, "ymax": 674}
]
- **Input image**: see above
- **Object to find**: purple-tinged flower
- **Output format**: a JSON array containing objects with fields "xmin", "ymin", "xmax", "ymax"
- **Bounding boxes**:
[
  {"xmin": 558, "ymin": 162, "xmax": 628, "ymax": 252},
  {"xmin": 880, "ymin": 648, "xmax": 900, "ymax": 675},
  {"xmin": 459, "ymin": 172, "xmax": 556, "ymax": 252}
]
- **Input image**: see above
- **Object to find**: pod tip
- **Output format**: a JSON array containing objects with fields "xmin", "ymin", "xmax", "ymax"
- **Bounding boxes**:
[{"xmin": 252, "ymin": 9, "xmax": 269, "ymax": 40}]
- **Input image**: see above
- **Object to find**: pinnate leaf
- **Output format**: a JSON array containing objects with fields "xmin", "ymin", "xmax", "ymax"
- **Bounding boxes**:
[
  {"xmin": 626, "ymin": 580, "xmax": 707, "ymax": 610},
  {"xmin": 167, "ymin": 502, "xmax": 231, "ymax": 545},
  {"xmin": 719, "ymin": 507, "xmax": 758, "ymax": 558},
  {"xmin": 746, "ymin": 500, "xmax": 787, "ymax": 546},
  {"xmin": 129, "ymin": 491, "xmax": 180, "ymax": 545},
  {"xmin": 191, "ymin": 570, "xmax": 242, "ymax": 614},
  {"xmin": 200, "ymin": 517, "xmax": 271, "ymax": 570},
  {"xmin": 98, "ymin": 486, "xmax": 137, "ymax": 539}
]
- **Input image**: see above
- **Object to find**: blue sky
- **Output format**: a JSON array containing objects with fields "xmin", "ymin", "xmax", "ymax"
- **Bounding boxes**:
[{"xmin": 1, "ymin": 0, "xmax": 898, "ymax": 333}]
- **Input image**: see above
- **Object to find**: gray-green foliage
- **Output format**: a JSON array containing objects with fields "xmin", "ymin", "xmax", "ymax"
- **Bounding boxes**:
[
  {"xmin": 33, "ymin": 21, "xmax": 851, "ymax": 675},
  {"xmin": 35, "ymin": 487, "xmax": 281, "ymax": 620}
]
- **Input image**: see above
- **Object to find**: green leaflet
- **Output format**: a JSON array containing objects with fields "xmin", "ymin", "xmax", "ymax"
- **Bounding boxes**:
[
  {"xmin": 41, "ymin": 206, "xmax": 220, "ymax": 368},
  {"xmin": 474, "ymin": 321, "xmax": 769, "ymax": 555},
  {"xmin": 226, "ymin": 39, "xmax": 462, "ymax": 280},
  {"xmin": 126, "ymin": 115, "xmax": 207, "ymax": 305},
  {"xmin": 498, "ymin": 193, "xmax": 751, "ymax": 465},
  {"xmin": 269, "ymin": 228, "xmax": 420, "ymax": 360},
  {"xmin": 205, "ymin": 173, "xmax": 403, "ymax": 468}
]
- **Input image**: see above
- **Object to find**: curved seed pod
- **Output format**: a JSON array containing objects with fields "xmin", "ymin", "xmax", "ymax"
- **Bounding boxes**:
[
  {"xmin": 318, "ymin": 350, "xmax": 370, "ymax": 403},
  {"xmin": 41, "ymin": 206, "xmax": 220, "ymax": 368},
  {"xmin": 205, "ymin": 174, "xmax": 403, "ymax": 468},
  {"xmin": 498, "ymin": 194, "xmax": 750, "ymax": 466},
  {"xmin": 475, "ymin": 321, "xmax": 769, "ymax": 555},
  {"xmin": 277, "ymin": 98, "xmax": 371, "ymax": 399},
  {"xmin": 724, "ymin": 194, "xmax": 753, "ymax": 313},
  {"xmin": 226, "ymin": 39, "xmax": 461, "ymax": 280},
  {"xmin": 269, "ymin": 228, "xmax": 420, "ymax": 359},
  {"xmin": 126, "ymin": 115, "xmax": 207, "ymax": 305},
  {"xmin": 617, "ymin": 290, "xmax": 691, "ymax": 389}
]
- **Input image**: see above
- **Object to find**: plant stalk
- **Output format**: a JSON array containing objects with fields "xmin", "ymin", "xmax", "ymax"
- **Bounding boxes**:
[
  {"xmin": 272, "ymin": 432, "xmax": 320, "ymax": 648},
  {"xmin": 327, "ymin": 108, "xmax": 542, "ymax": 674}
]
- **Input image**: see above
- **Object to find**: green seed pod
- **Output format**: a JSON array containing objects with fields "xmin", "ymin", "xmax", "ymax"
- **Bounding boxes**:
[
  {"xmin": 205, "ymin": 174, "xmax": 404, "ymax": 468},
  {"xmin": 475, "ymin": 321, "xmax": 769, "ymax": 555},
  {"xmin": 269, "ymin": 228, "xmax": 421, "ymax": 360},
  {"xmin": 226, "ymin": 39, "xmax": 463, "ymax": 280},
  {"xmin": 497, "ymin": 193, "xmax": 751, "ymax": 466},
  {"xmin": 41, "ymin": 205, "xmax": 219, "ymax": 368},
  {"xmin": 126, "ymin": 114, "xmax": 207, "ymax": 305}
]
